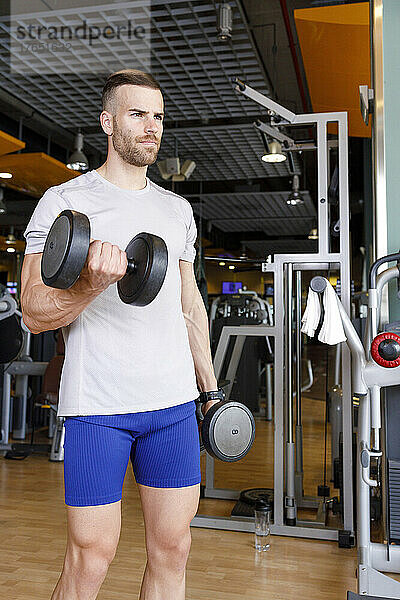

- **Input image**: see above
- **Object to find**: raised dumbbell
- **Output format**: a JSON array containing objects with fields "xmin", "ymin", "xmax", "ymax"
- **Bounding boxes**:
[
  {"xmin": 41, "ymin": 210, "xmax": 168, "ymax": 306},
  {"xmin": 196, "ymin": 388, "xmax": 256, "ymax": 462}
]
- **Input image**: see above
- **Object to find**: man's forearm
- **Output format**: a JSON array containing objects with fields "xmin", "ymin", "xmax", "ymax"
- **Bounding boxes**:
[
  {"xmin": 182, "ymin": 288, "xmax": 218, "ymax": 392},
  {"xmin": 21, "ymin": 280, "xmax": 101, "ymax": 334}
]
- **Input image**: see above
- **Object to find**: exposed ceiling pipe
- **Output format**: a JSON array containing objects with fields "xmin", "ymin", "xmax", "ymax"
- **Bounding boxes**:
[{"xmin": 279, "ymin": 0, "xmax": 309, "ymax": 113}]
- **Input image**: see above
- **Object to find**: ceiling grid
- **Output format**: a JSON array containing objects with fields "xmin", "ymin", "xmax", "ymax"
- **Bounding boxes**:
[
  {"xmin": 189, "ymin": 191, "xmax": 316, "ymax": 235},
  {"xmin": 0, "ymin": 0, "xmax": 298, "ymax": 180},
  {"xmin": 0, "ymin": 0, "xmax": 314, "ymax": 245},
  {"xmin": 145, "ymin": 126, "xmax": 302, "ymax": 181}
]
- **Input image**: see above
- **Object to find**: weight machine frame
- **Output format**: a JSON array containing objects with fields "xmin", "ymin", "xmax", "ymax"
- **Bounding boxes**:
[
  {"xmin": 191, "ymin": 80, "xmax": 354, "ymax": 541},
  {"xmin": 311, "ymin": 259, "xmax": 400, "ymax": 598}
]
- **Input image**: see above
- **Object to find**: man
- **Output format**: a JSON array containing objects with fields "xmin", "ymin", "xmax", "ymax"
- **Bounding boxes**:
[{"xmin": 21, "ymin": 69, "xmax": 221, "ymax": 600}]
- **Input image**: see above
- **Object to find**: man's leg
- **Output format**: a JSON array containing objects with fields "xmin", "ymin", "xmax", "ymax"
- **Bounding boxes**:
[
  {"xmin": 54, "ymin": 414, "xmax": 134, "ymax": 599},
  {"xmin": 51, "ymin": 500, "xmax": 121, "ymax": 600},
  {"xmin": 138, "ymin": 483, "xmax": 200, "ymax": 600}
]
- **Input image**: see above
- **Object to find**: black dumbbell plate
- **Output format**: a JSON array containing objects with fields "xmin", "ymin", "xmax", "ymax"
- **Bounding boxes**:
[
  {"xmin": 41, "ymin": 210, "xmax": 90, "ymax": 289},
  {"xmin": 117, "ymin": 232, "xmax": 168, "ymax": 306}
]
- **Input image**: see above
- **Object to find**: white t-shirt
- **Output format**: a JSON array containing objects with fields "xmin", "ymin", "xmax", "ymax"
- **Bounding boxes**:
[{"xmin": 23, "ymin": 170, "xmax": 200, "ymax": 416}]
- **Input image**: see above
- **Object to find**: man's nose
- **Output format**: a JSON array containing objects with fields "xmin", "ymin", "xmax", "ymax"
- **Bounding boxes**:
[{"xmin": 144, "ymin": 116, "xmax": 160, "ymax": 133}]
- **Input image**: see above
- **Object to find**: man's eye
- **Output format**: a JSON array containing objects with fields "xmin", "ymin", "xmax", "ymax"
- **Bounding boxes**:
[{"xmin": 131, "ymin": 112, "xmax": 142, "ymax": 117}]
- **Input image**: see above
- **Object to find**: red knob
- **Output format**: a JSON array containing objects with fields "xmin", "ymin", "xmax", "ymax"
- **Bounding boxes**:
[{"xmin": 371, "ymin": 332, "xmax": 400, "ymax": 368}]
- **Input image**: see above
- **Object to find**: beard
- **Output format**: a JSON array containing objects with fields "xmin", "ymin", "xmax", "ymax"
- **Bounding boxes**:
[{"xmin": 111, "ymin": 118, "xmax": 160, "ymax": 167}]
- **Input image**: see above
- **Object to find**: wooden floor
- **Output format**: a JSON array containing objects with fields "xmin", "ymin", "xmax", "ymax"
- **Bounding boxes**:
[{"xmin": 0, "ymin": 395, "xmax": 358, "ymax": 599}]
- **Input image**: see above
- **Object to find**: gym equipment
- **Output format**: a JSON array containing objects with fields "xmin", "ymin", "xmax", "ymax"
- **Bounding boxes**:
[
  {"xmin": 1, "ymin": 328, "xmax": 49, "ymax": 455},
  {"xmin": 196, "ymin": 398, "xmax": 255, "ymax": 462},
  {"xmin": 0, "ymin": 315, "xmax": 23, "ymax": 364},
  {"xmin": 209, "ymin": 289, "xmax": 274, "ymax": 416},
  {"xmin": 5, "ymin": 346, "xmax": 66, "ymax": 462},
  {"xmin": 0, "ymin": 286, "xmax": 23, "ymax": 364},
  {"xmin": 348, "ymin": 595, "xmax": 395, "ymax": 600},
  {"xmin": 232, "ymin": 488, "xmax": 275, "ymax": 519},
  {"xmin": 0, "ymin": 287, "xmax": 17, "ymax": 322},
  {"xmin": 192, "ymin": 78, "xmax": 353, "ymax": 544},
  {"xmin": 1, "ymin": 329, "xmax": 65, "ymax": 461},
  {"xmin": 370, "ymin": 332, "xmax": 400, "ymax": 367},
  {"xmin": 0, "ymin": 290, "xmax": 64, "ymax": 461},
  {"xmin": 41, "ymin": 209, "xmax": 168, "ymax": 306},
  {"xmin": 310, "ymin": 254, "xmax": 400, "ymax": 598},
  {"xmin": 204, "ymin": 287, "xmax": 314, "ymax": 517}
]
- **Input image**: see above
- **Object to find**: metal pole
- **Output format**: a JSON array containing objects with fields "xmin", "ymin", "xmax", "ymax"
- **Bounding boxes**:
[
  {"xmin": 12, "ymin": 330, "xmax": 31, "ymax": 440},
  {"xmin": 286, "ymin": 263, "xmax": 294, "ymax": 444},
  {"xmin": 371, "ymin": 0, "xmax": 388, "ymax": 320},
  {"xmin": 295, "ymin": 270, "xmax": 304, "ymax": 501},
  {"xmin": 334, "ymin": 343, "xmax": 341, "ymax": 386},
  {"xmin": 1, "ymin": 372, "xmax": 11, "ymax": 445},
  {"xmin": 265, "ymin": 363, "xmax": 273, "ymax": 421},
  {"xmin": 295, "ymin": 270, "xmax": 302, "ymax": 425},
  {"xmin": 285, "ymin": 262, "xmax": 296, "ymax": 525}
]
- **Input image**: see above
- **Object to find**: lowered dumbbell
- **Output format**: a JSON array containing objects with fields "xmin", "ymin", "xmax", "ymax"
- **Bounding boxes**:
[
  {"xmin": 196, "ymin": 388, "xmax": 256, "ymax": 462},
  {"xmin": 41, "ymin": 210, "xmax": 168, "ymax": 306}
]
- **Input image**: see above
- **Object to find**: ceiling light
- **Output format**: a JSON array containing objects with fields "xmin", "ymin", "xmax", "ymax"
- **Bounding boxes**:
[
  {"xmin": 6, "ymin": 233, "xmax": 16, "ymax": 244},
  {"xmin": 308, "ymin": 227, "xmax": 318, "ymax": 240},
  {"xmin": 219, "ymin": 261, "xmax": 226, "ymax": 266},
  {"xmin": 261, "ymin": 140, "xmax": 287, "ymax": 163},
  {"xmin": 67, "ymin": 130, "xmax": 89, "ymax": 172},
  {"xmin": 6, "ymin": 247, "xmax": 16, "ymax": 253},
  {"xmin": 0, "ymin": 189, "xmax": 6, "ymax": 214},
  {"xmin": 229, "ymin": 265, "xmax": 235, "ymax": 270},
  {"xmin": 0, "ymin": 172, "xmax": 12, "ymax": 179},
  {"xmin": 286, "ymin": 175, "xmax": 304, "ymax": 205},
  {"xmin": 217, "ymin": 2, "xmax": 232, "ymax": 41}
]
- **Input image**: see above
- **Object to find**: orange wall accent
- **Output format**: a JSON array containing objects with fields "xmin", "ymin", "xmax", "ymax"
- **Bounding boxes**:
[{"xmin": 294, "ymin": 2, "xmax": 371, "ymax": 138}]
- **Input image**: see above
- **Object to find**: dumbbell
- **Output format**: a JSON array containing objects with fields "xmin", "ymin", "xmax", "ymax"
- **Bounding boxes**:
[
  {"xmin": 196, "ymin": 392, "xmax": 256, "ymax": 462},
  {"xmin": 41, "ymin": 210, "xmax": 168, "ymax": 306}
]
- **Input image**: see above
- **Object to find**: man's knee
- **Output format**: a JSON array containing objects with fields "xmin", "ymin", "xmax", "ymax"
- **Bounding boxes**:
[
  {"xmin": 147, "ymin": 529, "xmax": 192, "ymax": 572},
  {"xmin": 66, "ymin": 539, "xmax": 117, "ymax": 582}
]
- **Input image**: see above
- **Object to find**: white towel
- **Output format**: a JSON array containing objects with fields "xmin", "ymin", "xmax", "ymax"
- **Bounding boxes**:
[
  {"xmin": 318, "ymin": 281, "xmax": 346, "ymax": 345},
  {"xmin": 301, "ymin": 280, "xmax": 346, "ymax": 345},
  {"xmin": 301, "ymin": 288, "xmax": 321, "ymax": 337}
]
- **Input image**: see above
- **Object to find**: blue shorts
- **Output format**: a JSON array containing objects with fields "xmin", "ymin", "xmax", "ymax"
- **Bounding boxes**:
[{"xmin": 63, "ymin": 400, "xmax": 201, "ymax": 507}]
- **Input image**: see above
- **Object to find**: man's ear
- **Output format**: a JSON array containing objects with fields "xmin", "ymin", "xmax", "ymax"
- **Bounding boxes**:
[{"xmin": 99, "ymin": 110, "xmax": 113, "ymax": 136}]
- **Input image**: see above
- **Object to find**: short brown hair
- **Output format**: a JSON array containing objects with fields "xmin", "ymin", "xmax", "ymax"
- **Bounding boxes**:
[{"xmin": 102, "ymin": 69, "xmax": 162, "ymax": 113}]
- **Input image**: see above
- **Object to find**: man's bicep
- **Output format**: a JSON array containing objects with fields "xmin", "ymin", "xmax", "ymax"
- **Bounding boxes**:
[{"xmin": 179, "ymin": 259, "xmax": 197, "ymax": 314}]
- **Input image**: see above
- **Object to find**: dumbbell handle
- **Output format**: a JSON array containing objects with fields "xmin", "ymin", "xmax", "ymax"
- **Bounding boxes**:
[
  {"xmin": 88, "ymin": 240, "xmax": 136, "ymax": 274},
  {"xmin": 126, "ymin": 259, "xmax": 136, "ymax": 274}
]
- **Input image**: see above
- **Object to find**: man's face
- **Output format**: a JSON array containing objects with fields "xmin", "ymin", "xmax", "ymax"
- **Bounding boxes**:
[{"xmin": 109, "ymin": 85, "xmax": 164, "ymax": 167}]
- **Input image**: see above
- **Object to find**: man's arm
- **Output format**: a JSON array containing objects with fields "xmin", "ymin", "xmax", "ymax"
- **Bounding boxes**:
[
  {"xmin": 21, "ymin": 241, "xmax": 127, "ymax": 334},
  {"xmin": 179, "ymin": 259, "xmax": 217, "ymax": 392},
  {"xmin": 20, "ymin": 253, "xmax": 101, "ymax": 334}
]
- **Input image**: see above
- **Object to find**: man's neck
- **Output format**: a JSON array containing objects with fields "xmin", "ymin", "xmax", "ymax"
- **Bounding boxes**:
[{"xmin": 96, "ymin": 158, "xmax": 148, "ymax": 191}]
